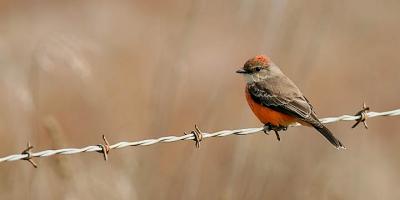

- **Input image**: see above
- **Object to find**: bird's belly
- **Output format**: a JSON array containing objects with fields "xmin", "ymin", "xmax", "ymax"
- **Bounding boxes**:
[{"xmin": 245, "ymin": 91, "xmax": 296, "ymax": 126}]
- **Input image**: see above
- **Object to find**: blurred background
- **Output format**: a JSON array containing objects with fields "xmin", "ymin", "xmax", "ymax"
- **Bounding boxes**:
[{"xmin": 0, "ymin": 0, "xmax": 399, "ymax": 199}]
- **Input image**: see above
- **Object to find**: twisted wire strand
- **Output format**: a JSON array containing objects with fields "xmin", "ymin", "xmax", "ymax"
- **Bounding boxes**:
[{"xmin": 1, "ymin": 108, "xmax": 399, "ymax": 164}]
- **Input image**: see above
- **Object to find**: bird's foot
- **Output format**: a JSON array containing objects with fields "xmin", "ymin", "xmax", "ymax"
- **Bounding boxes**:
[{"xmin": 263, "ymin": 123, "xmax": 288, "ymax": 141}]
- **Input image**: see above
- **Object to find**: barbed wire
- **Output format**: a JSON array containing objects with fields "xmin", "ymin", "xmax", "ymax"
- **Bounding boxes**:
[{"xmin": 1, "ymin": 106, "xmax": 399, "ymax": 167}]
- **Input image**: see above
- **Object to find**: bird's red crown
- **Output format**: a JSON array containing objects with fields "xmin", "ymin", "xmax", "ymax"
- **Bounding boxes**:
[
  {"xmin": 254, "ymin": 55, "xmax": 270, "ymax": 65},
  {"xmin": 245, "ymin": 55, "xmax": 270, "ymax": 67}
]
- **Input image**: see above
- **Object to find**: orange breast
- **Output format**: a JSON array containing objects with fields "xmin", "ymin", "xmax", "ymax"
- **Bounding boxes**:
[{"xmin": 245, "ymin": 88, "xmax": 296, "ymax": 126}]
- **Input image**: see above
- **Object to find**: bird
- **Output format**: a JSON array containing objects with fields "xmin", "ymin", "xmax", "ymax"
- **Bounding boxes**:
[{"xmin": 236, "ymin": 55, "xmax": 345, "ymax": 149}]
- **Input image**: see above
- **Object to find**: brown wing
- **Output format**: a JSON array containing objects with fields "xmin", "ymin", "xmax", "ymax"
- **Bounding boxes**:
[
  {"xmin": 247, "ymin": 80, "xmax": 345, "ymax": 148},
  {"xmin": 247, "ymin": 81, "xmax": 314, "ymax": 123}
]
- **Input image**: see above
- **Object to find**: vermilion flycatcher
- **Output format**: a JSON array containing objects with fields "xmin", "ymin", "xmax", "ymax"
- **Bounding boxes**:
[{"xmin": 237, "ymin": 55, "xmax": 345, "ymax": 149}]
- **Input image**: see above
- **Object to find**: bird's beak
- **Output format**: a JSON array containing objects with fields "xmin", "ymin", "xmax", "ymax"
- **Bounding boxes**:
[{"xmin": 236, "ymin": 69, "xmax": 248, "ymax": 74}]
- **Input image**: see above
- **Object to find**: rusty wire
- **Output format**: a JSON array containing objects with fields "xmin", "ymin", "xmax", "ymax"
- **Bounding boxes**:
[{"xmin": 0, "ymin": 107, "xmax": 399, "ymax": 167}]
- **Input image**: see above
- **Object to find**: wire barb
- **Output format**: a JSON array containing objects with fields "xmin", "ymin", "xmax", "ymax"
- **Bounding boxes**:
[
  {"xmin": 184, "ymin": 125, "xmax": 203, "ymax": 148},
  {"xmin": 21, "ymin": 141, "xmax": 38, "ymax": 168},
  {"xmin": 352, "ymin": 102, "xmax": 370, "ymax": 129},
  {"xmin": 97, "ymin": 135, "xmax": 111, "ymax": 161}
]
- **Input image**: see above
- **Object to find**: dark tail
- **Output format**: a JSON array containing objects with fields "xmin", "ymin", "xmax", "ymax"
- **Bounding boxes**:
[{"xmin": 312, "ymin": 123, "xmax": 345, "ymax": 149}]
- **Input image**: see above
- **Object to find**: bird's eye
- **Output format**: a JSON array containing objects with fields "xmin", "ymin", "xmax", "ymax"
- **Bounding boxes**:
[{"xmin": 254, "ymin": 67, "xmax": 262, "ymax": 72}]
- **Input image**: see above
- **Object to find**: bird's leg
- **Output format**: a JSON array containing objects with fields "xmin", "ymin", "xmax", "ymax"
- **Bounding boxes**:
[
  {"xmin": 263, "ymin": 123, "xmax": 288, "ymax": 141},
  {"xmin": 274, "ymin": 130, "xmax": 280, "ymax": 141},
  {"xmin": 263, "ymin": 123, "xmax": 273, "ymax": 135}
]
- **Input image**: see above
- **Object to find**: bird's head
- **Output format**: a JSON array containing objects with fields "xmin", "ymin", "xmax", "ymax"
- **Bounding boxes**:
[{"xmin": 236, "ymin": 55, "xmax": 277, "ymax": 83}]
